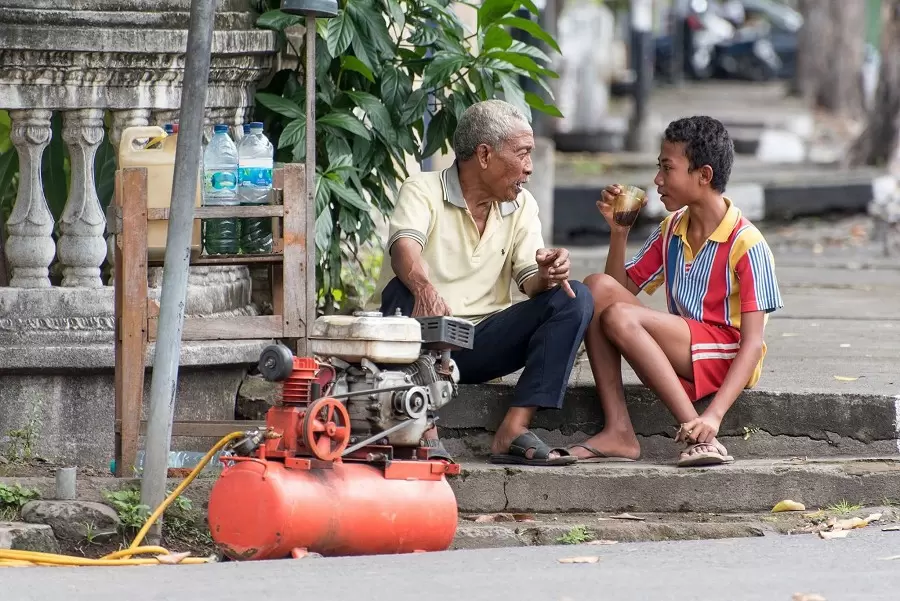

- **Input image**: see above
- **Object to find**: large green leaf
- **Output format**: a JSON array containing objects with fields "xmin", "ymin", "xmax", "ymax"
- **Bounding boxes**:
[
  {"xmin": 398, "ymin": 88, "xmax": 429, "ymax": 126},
  {"xmin": 256, "ymin": 93, "xmax": 305, "ymax": 119},
  {"xmin": 498, "ymin": 71, "xmax": 531, "ymax": 122},
  {"xmin": 278, "ymin": 117, "xmax": 306, "ymax": 151},
  {"xmin": 482, "ymin": 24, "xmax": 513, "ymax": 52},
  {"xmin": 94, "ymin": 131, "xmax": 117, "ymax": 212},
  {"xmin": 346, "ymin": 0, "xmax": 395, "ymax": 58},
  {"xmin": 326, "ymin": 134, "xmax": 353, "ymax": 166},
  {"xmin": 318, "ymin": 111, "xmax": 372, "ymax": 140},
  {"xmin": 477, "ymin": 0, "xmax": 516, "ymax": 30},
  {"xmin": 256, "ymin": 9, "xmax": 303, "ymax": 30},
  {"xmin": 498, "ymin": 16, "xmax": 561, "ymax": 53},
  {"xmin": 525, "ymin": 91, "xmax": 564, "ymax": 118},
  {"xmin": 325, "ymin": 177, "xmax": 370, "ymax": 212},
  {"xmin": 420, "ymin": 108, "xmax": 452, "ymax": 159},
  {"xmin": 341, "ymin": 55, "xmax": 375, "ymax": 83},
  {"xmin": 325, "ymin": 11, "xmax": 355, "ymax": 57},
  {"xmin": 345, "ymin": 90, "xmax": 394, "ymax": 142},
  {"xmin": 421, "ymin": 53, "xmax": 471, "ymax": 90},
  {"xmin": 380, "ymin": 65, "xmax": 412, "ymax": 116}
]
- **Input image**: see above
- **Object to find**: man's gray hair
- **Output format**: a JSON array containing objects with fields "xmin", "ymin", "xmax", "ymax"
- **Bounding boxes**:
[{"xmin": 452, "ymin": 100, "xmax": 531, "ymax": 161}]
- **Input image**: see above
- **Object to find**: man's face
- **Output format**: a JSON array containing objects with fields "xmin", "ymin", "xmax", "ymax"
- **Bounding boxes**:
[
  {"xmin": 480, "ymin": 126, "xmax": 534, "ymax": 202},
  {"xmin": 654, "ymin": 140, "xmax": 705, "ymax": 212}
]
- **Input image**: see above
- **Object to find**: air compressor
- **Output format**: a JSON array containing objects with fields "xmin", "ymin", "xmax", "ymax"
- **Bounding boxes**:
[{"xmin": 207, "ymin": 311, "xmax": 474, "ymax": 560}]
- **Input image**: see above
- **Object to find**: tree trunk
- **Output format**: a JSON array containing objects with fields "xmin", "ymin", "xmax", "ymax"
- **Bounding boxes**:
[
  {"xmin": 848, "ymin": 0, "xmax": 900, "ymax": 168},
  {"xmin": 792, "ymin": 0, "xmax": 866, "ymax": 118}
]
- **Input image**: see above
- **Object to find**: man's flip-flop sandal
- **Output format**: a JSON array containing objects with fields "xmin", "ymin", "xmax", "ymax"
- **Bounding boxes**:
[
  {"xmin": 677, "ymin": 441, "xmax": 734, "ymax": 468},
  {"xmin": 489, "ymin": 431, "xmax": 577, "ymax": 466},
  {"xmin": 566, "ymin": 443, "xmax": 638, "ymax": 463},
  {"xmin": 422, "ymin": 438, "xmax": 455, "ymax": 464}
]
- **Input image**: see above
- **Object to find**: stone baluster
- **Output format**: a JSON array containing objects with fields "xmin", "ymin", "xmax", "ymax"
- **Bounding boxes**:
[
  {"xmin": 5, "ymin": 110, "xmax": 56, "ymax": 288},
  {"xmin": 57, "ymin": 109, "xmax": 108, "ymax": 288},
  {"xmin": 108, "ymin": 109, "xmax": 151, "ymax": 148}
]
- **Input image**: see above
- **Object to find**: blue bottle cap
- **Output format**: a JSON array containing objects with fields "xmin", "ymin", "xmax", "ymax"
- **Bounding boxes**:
[{"xmin": 214, "ymin": 124, "xmax": 229, "ymax": 134}]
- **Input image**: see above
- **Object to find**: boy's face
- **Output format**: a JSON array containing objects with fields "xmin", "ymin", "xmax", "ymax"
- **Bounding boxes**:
[{"xmin": 654, "ymin": 140, "xmax": 710, "ymax": 211}]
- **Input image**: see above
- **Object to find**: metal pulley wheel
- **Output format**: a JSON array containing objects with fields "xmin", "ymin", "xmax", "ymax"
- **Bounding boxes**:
[
  {"xmin": 302, "ymin": 397, "xmax": 351, "ymax": 461},
  {"xmin": 258, "ymin": 344, "xmax": 294, "ymax": 382},
  {"xmin": 402, "ymin": 386, "xmax": 429, "ymax": 419}
]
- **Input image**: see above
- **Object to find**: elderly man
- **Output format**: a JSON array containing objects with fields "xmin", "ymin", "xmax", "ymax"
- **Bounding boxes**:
[{"xmin": 369, "ymin": 99, "xmax": 593, "ymax": 467}]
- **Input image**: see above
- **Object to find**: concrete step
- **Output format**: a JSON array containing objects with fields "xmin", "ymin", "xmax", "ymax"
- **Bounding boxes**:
[
  {"xmin": 452, "ymin": 504, "xmax": 900, "ymax": 550},
  {"xmin": 449, "ymin": 458, "xmax": 900, "ymax": 515},
  {"xmin": 442, "ymin": 383, "xmax": 899, "ymax": 463}
]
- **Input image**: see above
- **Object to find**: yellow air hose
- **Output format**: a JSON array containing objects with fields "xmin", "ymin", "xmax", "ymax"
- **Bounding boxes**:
[{"xmin": 0, "ymin": 430, "xmax": 246, "ymax": 568}]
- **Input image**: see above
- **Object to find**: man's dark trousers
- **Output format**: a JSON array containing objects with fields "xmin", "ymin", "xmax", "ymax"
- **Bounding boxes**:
[{"xmin": 379, "ymin": 279, "xmax": 594, "ymax": 409}]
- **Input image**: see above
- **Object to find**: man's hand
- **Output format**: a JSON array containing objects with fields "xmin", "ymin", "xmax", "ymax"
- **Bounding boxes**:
[
  {"xmin": 536, "ymin": 248, "xmax": 575, "ymax": 298},
  {"xmin": 412, "ymin": 285, "xmax": 453, "ymax": 317},
  {"xmin": 676, "ymin": 414, "xmax": 722, "ymax": 445}
]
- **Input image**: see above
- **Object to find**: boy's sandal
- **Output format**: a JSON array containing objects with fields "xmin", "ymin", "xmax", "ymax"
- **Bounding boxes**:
[
  {"xmin": 677, "ymin": 441, "xmax": 734, "ymax": 468},
  {"xmin": 490, "ymin": 431, "xmax": 577, "ymax": 467}
]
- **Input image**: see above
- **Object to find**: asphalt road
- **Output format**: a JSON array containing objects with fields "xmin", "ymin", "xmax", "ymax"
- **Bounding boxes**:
[{"xmin": 6, "ymin": 529, "xmax": 900, "ymax": 601}]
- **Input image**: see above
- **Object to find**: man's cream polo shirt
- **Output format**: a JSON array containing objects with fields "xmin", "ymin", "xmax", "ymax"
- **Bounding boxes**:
[{"xmin": 369, "ymin": 161, "xmax": 544, "ymax": 324}]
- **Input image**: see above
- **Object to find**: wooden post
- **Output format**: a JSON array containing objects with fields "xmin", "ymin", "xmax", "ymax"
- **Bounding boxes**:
[
  {"xmin": 113, "ymin": 168, "xmax": 149, "ymax": 477},
  {"xmin": 281, "ymin": 163, "xmax": 312, "ymax": 354}
]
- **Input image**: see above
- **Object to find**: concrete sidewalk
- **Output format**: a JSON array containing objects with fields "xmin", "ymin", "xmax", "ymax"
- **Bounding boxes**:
[{"xmin": 443, "ymin": 225, "xmax": 900, "ymax": 464}]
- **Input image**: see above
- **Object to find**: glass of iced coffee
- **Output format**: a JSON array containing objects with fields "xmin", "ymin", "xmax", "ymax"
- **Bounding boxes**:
[{"xmin": 613, "ymin": 185, "xmax": 647, "ymax": 227}]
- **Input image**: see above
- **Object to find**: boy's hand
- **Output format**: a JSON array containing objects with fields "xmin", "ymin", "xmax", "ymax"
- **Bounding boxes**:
[
  {"xmin": 596, "ymin": 184, "xmax": 648, "ymax": 233},
  {"xmin": 677, "ymin": 415, "xmax": 722, "ymax": 444}
]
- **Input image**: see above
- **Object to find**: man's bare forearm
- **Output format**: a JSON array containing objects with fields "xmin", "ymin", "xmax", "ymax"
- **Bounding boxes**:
[
  {"xmin": 522, "ymin": 273, "xmax": 552, "ymax": 298},
  {"xmin": 605, "ymin": 230, "xmax": 630, "ymax": 287},
  {"xmin": 390, "ymin": 238, "xmax": 433, "ymax": 295}
]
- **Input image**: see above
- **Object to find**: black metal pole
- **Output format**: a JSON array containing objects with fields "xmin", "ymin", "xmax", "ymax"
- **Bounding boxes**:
[{"xmin": 626, "ymin": 0, "xmax": 654, "ymax": 152}]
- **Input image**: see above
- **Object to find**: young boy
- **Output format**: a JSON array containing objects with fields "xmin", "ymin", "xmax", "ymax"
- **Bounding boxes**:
[{"xmin": 570, "ymin": 116, "xmax": 783, "ymax": 467}]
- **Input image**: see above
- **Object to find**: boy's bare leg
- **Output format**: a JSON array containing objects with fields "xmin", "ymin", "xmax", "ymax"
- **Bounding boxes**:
[
  {"xmin": 577, "ymin": 274, "xmax": 643, "ymax": 459},
  {"xmin": 577, "ymin": 274, "xmax": 704, "ymax": 459}
]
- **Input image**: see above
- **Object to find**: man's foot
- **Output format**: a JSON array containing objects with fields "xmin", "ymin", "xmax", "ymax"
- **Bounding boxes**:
[
  {"xmin": 677, "ymin": 440, "xmax": 734, "ymax": 468},
  {"xmin": 489, "ymin": 430, "xmax": 576, "ymax": 466},
  {"xmin": 566, "ymin": 430, "xmax": 641, "ymax": 462}
]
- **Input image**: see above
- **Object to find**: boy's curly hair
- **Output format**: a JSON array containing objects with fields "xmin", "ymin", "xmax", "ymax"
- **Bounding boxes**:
[{"xmin": 664, "ymin": 116, "xmax": 734, "ymax": 193}]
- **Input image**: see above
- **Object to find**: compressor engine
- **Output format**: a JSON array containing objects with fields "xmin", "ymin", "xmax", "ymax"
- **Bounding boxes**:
[{"xmin": 207, "ymin": 311, "xmax": 474, "ymax": 561}]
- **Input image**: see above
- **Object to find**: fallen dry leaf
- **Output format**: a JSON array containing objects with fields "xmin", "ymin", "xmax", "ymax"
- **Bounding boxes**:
[
  {"xmin": 803, "ymin": 510, "xmax": 826, "ymax": 519},
  {"xmin": 833, "ymin": 375, "xmax": 859, "ymax": 382},
  {"xmin": 882, "ymin": 525, "xmax": 900, "ymax": 532},
  {"xmin": 772, "ymin": 500, "xmax": 806, "ymax": 513},
  {"xmin": 155, "ymin": 552, "xmax": 191, "ymax": 565},
  {"xmin": 585, "ymin": 539, "xmax": 619, "ymax": 546},
  {"xmin": 557, "ymin": 556, "xmax": 601, "ymax": 564},
  {"xmin": 819, "ymin": 530, "xmax": 849, "ymax": 540},
  {"xmin": 792, "ymin": 594, "xmax": 826, "ymax": 601},
  {"xmin": 610, "ymin": 513, "xmax": 645, "ymax": 521},
  {"xmin": 512, "ymin": 513, "xmax": 535, "ymax": 522}
]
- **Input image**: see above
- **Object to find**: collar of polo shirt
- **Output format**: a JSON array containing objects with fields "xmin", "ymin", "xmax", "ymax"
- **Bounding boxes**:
[{"xmin": 440, "ymin": 160, "xmax": 521, "ymax": 217}]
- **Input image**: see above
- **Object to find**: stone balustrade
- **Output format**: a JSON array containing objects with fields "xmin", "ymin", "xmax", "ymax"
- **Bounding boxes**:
[{"xmin": 0, "ymin": 0, "xmax": 280, "ymax": 466}]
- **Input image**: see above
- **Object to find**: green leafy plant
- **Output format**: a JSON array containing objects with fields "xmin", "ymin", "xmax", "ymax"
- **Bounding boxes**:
[
  {"xmin": 557, "ymin": 525, "xmax": 593, "ymax": 545},
  {"xmin": 102, "ymin": 487, "xmax": 212, "ymax": 549},
  {"xmin": 0, "ymin": 482, "xmax": 40, "ymax": 520},
  {"xmin": 254, "ymin": 0, "xmax": 561, "ymax": 312}
]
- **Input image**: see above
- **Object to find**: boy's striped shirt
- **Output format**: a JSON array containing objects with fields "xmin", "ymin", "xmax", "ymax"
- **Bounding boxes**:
[{"xmin": 625, "ymin": 198, "xmax": 783, "ymax": 331}]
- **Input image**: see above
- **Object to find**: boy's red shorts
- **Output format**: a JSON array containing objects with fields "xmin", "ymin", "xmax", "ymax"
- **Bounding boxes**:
[{"xmin": 680, "ymin": 319, "xmax": 742, "ymax": 401}]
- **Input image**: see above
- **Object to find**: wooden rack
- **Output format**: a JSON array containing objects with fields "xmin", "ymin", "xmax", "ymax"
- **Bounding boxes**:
[{"xmin": 109, "ymin": 164, "xmax": 313, "ymax": 477}]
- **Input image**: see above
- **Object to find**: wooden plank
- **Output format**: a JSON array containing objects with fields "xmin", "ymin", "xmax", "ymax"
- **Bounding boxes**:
[
  {"xmin": 113, "ymin": 168, "xmax": 150, "ymax": 478},
  {"xmin": 147, "ymin": 253, "xmax": 285, "ymax": 267},
  {"xmin": 116, "ymin": 419, "xmax": 267, "ymax": 438},
  {"xmin": 281, "ymin": 163, "xmax": 308, "ymax": 346},
  {"xmin": 147, "ymin": 315, "xmax": 283, "ymax": 341},
  {"xmin": 148, "ymin": 205, "xmax": 285, "ymax": 220}
]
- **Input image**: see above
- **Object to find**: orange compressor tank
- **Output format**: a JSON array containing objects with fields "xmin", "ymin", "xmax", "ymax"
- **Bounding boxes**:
[{"xmin": 207, "ymin": 458, "xmax": 459, "ymax": 559}]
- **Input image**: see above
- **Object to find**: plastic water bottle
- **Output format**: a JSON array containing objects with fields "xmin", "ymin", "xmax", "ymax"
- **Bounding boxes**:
[
  {"xmin": 108, "ymin": 450, "xmax": 231, "ymax": 476},
  {"xmin": 237, "ymin": 121, "xmax": 274, "ymax": 254},
  {"xmin": 202, "ymin": 124, "xmax": 240, "ymax": 255}
]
